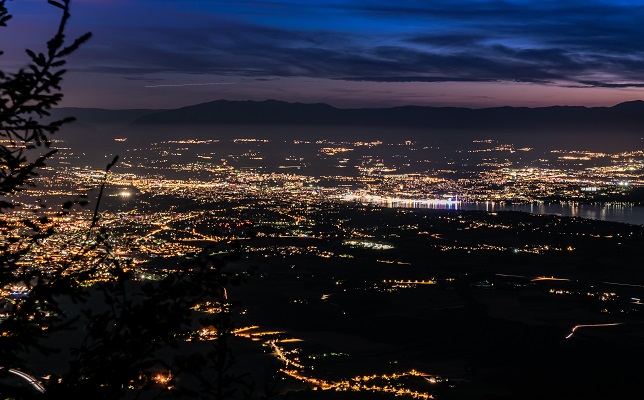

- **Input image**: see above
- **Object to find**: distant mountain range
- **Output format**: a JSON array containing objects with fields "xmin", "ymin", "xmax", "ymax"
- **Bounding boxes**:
[{"xmin": 50, "ymin": 99, "xmax": 644, "ymax": 134}]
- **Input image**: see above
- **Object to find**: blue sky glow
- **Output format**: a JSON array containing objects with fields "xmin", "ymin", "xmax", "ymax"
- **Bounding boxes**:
[{"xmin": 3, "ymin": 0, "xmax": 644, "ymax": 108}]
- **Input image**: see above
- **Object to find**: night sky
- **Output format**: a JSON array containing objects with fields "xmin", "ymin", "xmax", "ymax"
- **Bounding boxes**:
[{"xmin": 4, "ymin": 0, "xmax": 644, "ymax": 109}]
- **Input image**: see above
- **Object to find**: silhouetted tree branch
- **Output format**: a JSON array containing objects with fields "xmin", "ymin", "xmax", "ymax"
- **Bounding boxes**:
[
  {"xmin": 1, "ymin": 2, "xmax": 259, "ymax": 399},
  {"xmin": 1, "ymin": 0, "xmax": 93, "ymax": 373}
]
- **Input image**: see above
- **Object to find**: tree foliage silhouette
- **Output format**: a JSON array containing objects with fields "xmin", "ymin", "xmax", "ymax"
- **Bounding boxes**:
[
  {"xmin": 1, "ymin": 0, "xmax": 92, "ymax": 366},
  {"xmin": 1, "ymin": 2, "xmax": 257, "ymax": 399}
]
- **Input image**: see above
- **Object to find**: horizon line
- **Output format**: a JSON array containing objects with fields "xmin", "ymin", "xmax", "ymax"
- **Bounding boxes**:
[{"xmin": 56, "ymin": 98, "xmax": 644, "ymax": 111}]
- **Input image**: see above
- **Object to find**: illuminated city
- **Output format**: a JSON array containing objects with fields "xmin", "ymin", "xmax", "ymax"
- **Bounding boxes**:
[
  {"xmin": 3, "ymin": 0, "xmax": 644, "ymax": 398},
  {"xmin": 2, "ymin": 128, "xmax": 644, "ymax": 398}
]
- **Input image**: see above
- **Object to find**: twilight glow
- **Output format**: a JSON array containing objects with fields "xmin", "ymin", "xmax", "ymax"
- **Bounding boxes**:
[{"xmin": 3, "ymin": 0, "xmax": 644, "ymax": 108}]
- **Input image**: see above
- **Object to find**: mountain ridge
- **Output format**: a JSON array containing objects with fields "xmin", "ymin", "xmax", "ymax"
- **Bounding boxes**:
[
  {"xmin": 51, "ymin": 99, "xmax": 644, "ymax": 133},
  {"xmin": 131, "ymin": 99, "xmax": 644, "ymax": 132}
]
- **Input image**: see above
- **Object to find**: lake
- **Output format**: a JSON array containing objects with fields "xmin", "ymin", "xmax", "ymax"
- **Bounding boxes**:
[{"xmin": 437, "ymin": 202, "xmax": 644, "ymax": 226}]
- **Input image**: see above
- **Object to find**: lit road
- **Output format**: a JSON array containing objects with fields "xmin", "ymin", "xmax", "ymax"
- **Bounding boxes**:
[
  {"xmin": 263, "ymin": 335, "xmax": 438, "ymax": 399},
  {"xmin": 0, "ymin": 366, "xmax": 46, "ymax": 393},
  {"xmin": 530, "ymin": 276, "xmax": 570, "ymax": 282},
  {"xmin": 384, "ymin": 279, "xmax": 437, "ymax": 285},
  {"xmin": 496, "ymin": 273, "xmax": 644, "ymax": 289},
  {"xmin": 602, "ymin": 281, "xmax": 644, "ymax": 289},
  {"xmin": 565, "ymin": 323, "xmax": 622, "ymax": 339}
]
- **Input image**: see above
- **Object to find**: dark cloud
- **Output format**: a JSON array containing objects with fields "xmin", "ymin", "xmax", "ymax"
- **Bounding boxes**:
[
  {"xmin": 577, "ymin": 81, "xmax": 644, "ymax": 88},
  {"xmin": 339, "ymin": 76, "xmax": 498, "ymax": 83},
  {"xmin": 122, "ymin": 76, "xmax": 165, "ymax": 82},
  {"xmin": 406, "ymin": 34, "xmax": 485, "ymax": 47},
  {"xmin": 344, "ymin": 0, "xmax": 644, "ymax": 86},
  {"xmin": 25, "ymin": 0, "xmax": 644, "ymax": 91}
]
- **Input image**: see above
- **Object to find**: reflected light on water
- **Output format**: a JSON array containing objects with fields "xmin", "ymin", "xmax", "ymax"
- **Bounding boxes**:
[{"xmin": 343, "ymin": 193, "xmax": 644, "ymax": 225}]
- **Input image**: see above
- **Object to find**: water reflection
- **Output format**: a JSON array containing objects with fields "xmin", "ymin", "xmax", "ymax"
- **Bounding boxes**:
[
  {"xmin": 346, "ymin": 194, "xmax": 644, "ymax": 225},
  {"xmin": 460, "ymin": 202, "xmax": 644, "ymax": 225}
]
